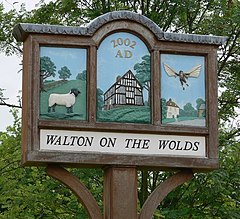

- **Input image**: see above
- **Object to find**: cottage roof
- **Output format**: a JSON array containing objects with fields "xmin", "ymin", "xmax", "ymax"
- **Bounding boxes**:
[
  {"xmin": 166, "ymin": 99, "xmax": 179, "ymax": 108},
  {"xmin": 105, "ymin": 70, "xmax": 142, "ymax": 95}
]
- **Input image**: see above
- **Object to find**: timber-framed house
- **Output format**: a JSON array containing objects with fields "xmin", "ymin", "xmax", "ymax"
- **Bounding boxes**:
[{"xmin": 104, "ymin": 70, "xmax": 144, "ymax": 110}]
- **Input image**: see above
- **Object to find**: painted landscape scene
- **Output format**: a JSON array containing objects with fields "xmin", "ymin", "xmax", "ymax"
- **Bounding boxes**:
[
  {"xmin": 161, "ymin": 54, "xmax": 206, "ymax": 127},
  {"xmin": 97, "ymin": 32, "xmax": 151, "ymax": 124},
  {"xmin": 39, "ymin": 47, "xmax": 87, "ymax": 120}
]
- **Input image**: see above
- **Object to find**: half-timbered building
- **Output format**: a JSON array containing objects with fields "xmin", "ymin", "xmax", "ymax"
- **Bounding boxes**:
[{"xmin": 104, "ymin": 70, "xmax": 144, "ymax": 110}]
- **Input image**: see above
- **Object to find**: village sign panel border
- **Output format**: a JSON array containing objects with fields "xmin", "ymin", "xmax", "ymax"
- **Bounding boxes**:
[{"xmin": 13, "ymin": 11, "xmax": 226, "ymax": 170}]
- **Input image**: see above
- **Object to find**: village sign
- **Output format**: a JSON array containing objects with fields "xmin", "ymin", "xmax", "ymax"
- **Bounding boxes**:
[{"xmin": 13, "ymin": 11, "xmax": 226, "ymax": 170}]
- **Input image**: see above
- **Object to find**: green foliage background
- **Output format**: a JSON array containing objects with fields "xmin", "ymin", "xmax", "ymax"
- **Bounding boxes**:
[{"xmin": 0, "ymin": 0, "xmax": 239, "ymax": 218}]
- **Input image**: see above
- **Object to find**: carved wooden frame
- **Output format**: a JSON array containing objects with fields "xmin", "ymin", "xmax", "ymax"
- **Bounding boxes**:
[{"xmin": 13, "ymin": 11, "xmax": 226, "ymax": 171}]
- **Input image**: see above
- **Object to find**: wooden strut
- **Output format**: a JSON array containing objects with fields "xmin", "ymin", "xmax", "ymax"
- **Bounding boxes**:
[
  {"xmin": 46, "ymin": 165, "xmax": 193, "ymax": 219},
  {"xmin": 46, "ymin": 164, "xmax": 103, "ymax": 219},
  {"xmin": 139, "ymin": 169, "xmax": 194, "ymax": 219}
]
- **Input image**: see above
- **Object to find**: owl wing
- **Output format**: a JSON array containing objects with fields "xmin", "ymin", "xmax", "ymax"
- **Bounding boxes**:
[
  {"xmin": 163, "ymin": 63, "xmax": 177, "ymax": 77},
  {"xmin": 186, "ymin": 65, "xmax": 201, "ymax": 78}
]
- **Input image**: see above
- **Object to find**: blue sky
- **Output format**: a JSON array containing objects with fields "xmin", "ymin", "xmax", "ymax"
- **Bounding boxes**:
[
  {"xmin": 97, "ymin": 32, "xmax": 149, "ymax": 92},
  {"xmin": 161, "ymin": 54, "xmax": 205, "ymax": 109},
  {"xmin": 40, "ymin": 47, "xmax": 86, "ymax": 80}
]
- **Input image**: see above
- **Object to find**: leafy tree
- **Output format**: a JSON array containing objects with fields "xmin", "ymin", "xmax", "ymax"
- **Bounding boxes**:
[
  {"xmin": 58, "ymin": 66, "xmax": 71, "ymax": 80},
  {"xmin": 196, "ymin": 98, "xmax": 205, "ymax": 110},
  {"xmin": 0, "ymin": 110, "xmax": 103, "ymax": 218},
  {"xmin": 40, "ymin": 56, "xmax": 56, "ymax": 91},
  {"xmin": 0, "ymin": 3, "xmax": 25, "ymax": 55},
  {"xmin": 134, "ymin": 55, "xmax": 151, "ymax": 104},
  {"xmin": 97, "ymin": 88, "xmax": 104, "ymax": 110},
  {"xmin": 76, "ymin": 70, "xmax": 87, "ymax": 80},
  {"xmin": 183, "ymin": 102, "xmax": 197, "ymax": 117},
  {"xmin": 161, "ymin": 98, "xmax": 167, "ymax": 119},
  {"xmin": 134, "ymin": 55, "xmax": 150, "ymax": 92}
]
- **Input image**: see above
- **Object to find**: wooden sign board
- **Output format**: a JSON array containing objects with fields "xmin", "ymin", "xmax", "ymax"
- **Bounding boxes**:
[{"xmin": 13, "ymin": 11, "xmax": 226, "ymax": 170}]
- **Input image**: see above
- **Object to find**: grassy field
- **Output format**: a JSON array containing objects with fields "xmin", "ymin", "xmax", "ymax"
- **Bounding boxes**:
[
  {"xmin": 40, "ymin": 80, "xmax": 87, "ymax": 120},
  {"xmin": 97, "ymin": 106, "xmax": 151, "ymax": 124}
]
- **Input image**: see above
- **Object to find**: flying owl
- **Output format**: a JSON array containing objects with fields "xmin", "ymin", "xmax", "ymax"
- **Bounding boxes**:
[{"xmin": 163, "ymin": 63, "xmax": 201, "ymax": 90}]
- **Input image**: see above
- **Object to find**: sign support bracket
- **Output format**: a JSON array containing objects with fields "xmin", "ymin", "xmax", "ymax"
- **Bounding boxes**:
[
  {"xmin": 139, "ymin": 169, "xmax": 194, "ymax": 219},
  {"xmin": 46, "ymin": 164, "xmax": 103, "ymax": 219},
  {"xmin": 47, "ymin": 165, "xmax": 193, "ymax": 219}
]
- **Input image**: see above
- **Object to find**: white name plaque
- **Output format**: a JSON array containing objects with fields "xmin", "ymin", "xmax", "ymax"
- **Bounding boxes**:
[{"xmin": 40, "ymin": 129, "xmax": 206, "ymax": 157}]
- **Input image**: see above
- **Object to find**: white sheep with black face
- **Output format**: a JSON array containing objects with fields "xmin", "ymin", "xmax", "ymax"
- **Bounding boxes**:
[{"xmin": 48, "ymin": 88, "xmax": 81, "ymax": 113}]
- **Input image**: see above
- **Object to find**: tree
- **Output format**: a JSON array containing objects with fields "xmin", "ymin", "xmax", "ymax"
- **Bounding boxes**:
[
  {"xmin": 134, "ymin": 55, "xmax": 150, "ymax": 92},
  {"xmin": 76, "ymin": 70, "xmax": 87, "ymax": 80},
  {"xmin": 58, "ymin": 66, "xmax": 71, "ymax": 80},
  {"xmin": 161, "ymin": 98, "xmax": 167, "ymax": 119},
  {"xmin": 0, "ymin": 110, "xmax": 103, "ymax": 218},
  {"xmin": 134, "ymin": 55, "xmax": 151, "ymax": 104},
  {"xmin": 40, "ymin": 56, "xmax": 56, "ymax": 91},
  {"xmin": 196, "ymin": 98, "xmax": 205, "ymax": 110},
  {"xmin": 97, "ymin": 88, "xmax": 104, "ymax": 110},
  {"xmin": 183, "ymin": 102, "xmax": 197, "ymax": 117}
]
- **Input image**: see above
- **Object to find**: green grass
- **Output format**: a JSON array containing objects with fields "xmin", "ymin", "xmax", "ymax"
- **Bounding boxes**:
[
  {"xmin": 40, "ymin": 80, "xmax": 87, "ymax": 120},
  {"xmin": 97, "ymin": 106, "xmax": 151, "ymax": 124}
]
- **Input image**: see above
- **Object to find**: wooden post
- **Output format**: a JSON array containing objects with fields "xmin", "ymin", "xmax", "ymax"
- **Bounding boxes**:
[{"xmin": 104, "ymin": 166, "xmax": 138, "ymax": 219}]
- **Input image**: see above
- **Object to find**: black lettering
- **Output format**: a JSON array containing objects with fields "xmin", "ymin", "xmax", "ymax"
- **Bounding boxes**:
[
  {"xmin": 54, "ymin": 136, "xmax": 62, "ymax": 145},
  {"xmin": 193, "ymin": 141, "xmax": 200, "ymax": 151},
  {"xmin": 184, "ymin": 141, "xmax": 192, "ymax": 150},
  {"xmin": 125, "ymin": 138, "xmax": 132, "ymax": 148},
  {"xmin": 85, "ymin": 137, "xmax": 94, "ymax": 147},
  {"xmin": 158, "ymin": 140, "xmax": 170, "ymax": 149},
  {"xmin": 169, "ymin": 141, "xmax": 177, "ymax": 150},
  {"xmin": 132, "ymin": 139, "xmax": 142, "ymax": 148},
  {"xmin": 107, "ymin": 138, "xmax": 116, "ymax": 147},
  {"xmin": 176, "ymin": 141, "xmax": 183, "ymax": 150},
  {"xmin": 70, "ymin": 136, "xmax": 78, "ymax": 146},
  {"xmin": 46, "ymin": 135, "xmax": 58, "ymax": 145},
  {"xmin": 77, "ymin": 136, "xmax": 85, "ymax": 146},
  {"xmin": 142, "ymin": 139, "xmax": 150, "ymax": 149},
  {"xmin": 100, "ymin": 137, "xmax": 108, "ymax": 147},
  {"xmin": 62, "ymin": 136, "xmax": 70, "ymax": 146}
]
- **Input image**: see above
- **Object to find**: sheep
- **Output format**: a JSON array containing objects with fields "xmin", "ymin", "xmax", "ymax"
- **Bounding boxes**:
[{"xmin": 48, "ymin": 88, "xmax": 81, "ymax": 113}]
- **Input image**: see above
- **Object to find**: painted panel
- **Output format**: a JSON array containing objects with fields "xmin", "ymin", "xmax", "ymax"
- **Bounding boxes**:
[
  {"xmin": 97, "ymin": 32, "xmax": 151, "ymax": 124},
  {"xmin": 39, "ymin": 47, "xmax": 87, "ymax": 120},
  {"xmin": 161, "ymin": 54, "xmax": 206, "ymax": 126},
  {"xmin": 40, "ymin": 129, "xmax": 206, "ymax": 157}
]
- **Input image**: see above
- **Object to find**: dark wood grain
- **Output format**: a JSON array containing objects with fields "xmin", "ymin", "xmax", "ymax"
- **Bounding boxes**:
[{"xmin": 104, "ymin": 166, "xmax": 137, "ymax": 219}]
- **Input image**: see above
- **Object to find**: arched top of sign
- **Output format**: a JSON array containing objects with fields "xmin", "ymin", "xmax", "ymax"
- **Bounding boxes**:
[
  {"xmin": 13, "ymin": 11, "xmax": 226, "ymax": 45},
  {"xmin": 89, "ymin": 11, "xmax": 162, "ymax": 34},
  {"xmin": 97, "ymin": 32, "xmax": 151, "ymax": 124}
]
